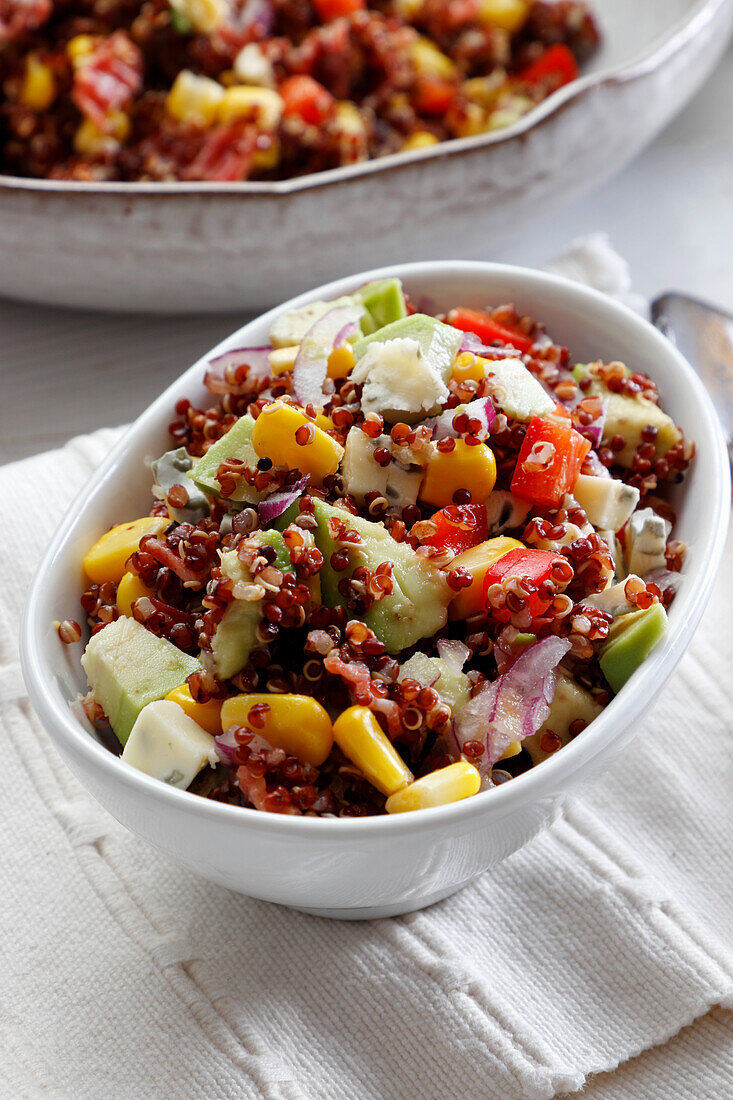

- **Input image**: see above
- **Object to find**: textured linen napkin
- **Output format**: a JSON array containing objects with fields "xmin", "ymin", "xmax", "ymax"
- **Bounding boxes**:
[{"xmin": 2, "ymin": 240, "xmax": 732, "ymax": 1100}]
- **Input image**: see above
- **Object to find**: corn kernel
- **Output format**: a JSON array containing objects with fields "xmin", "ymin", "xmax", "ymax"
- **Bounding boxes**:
[
  {"xmin": 233, "ymin": 42, "xmax": 276, "ymax": 88},
  {"xmin": 83, "ymin": 516, "xmax": 169, "ymax": 586},
  {"xmin": 449, "ymin": 536, "xmax": 524, "ymax": 619},
  {"xmin": 166, "ymin": 70, "xmax": 224, "ymax": 128},
  {"xmin": 66, "ymin": 35, "xmax": 95, "ymax": 66},
  {"xmin": 165, "ymin": 683, "xmax": 223, "ymax": 737},
  {"xmin": 451, "ymin": 351, "xmax": 491, "ymax": 385},
  {"xmin": 220, "ymin": 693, "xmax": 333, "ymax": 766},
  {"xmin": 410, "ymin": 37, "xmax": 457, "ymax": 80},
  {"xmin": 116, "ymin": 571, "xmax": 154, "ymax": 617},
  {"xmin": 420, "ymin": 439, "xmax": 497, "ymax": 509},
  {"xmin": 402, "ymin": 130, "xmax": 439, "ymax": 152},
  {"xmin": 498, "ymin": 741, "xmax": 521, "ymax": 761},
  {"xmin": 252, "ymin": 136, "xmax": 281, "ymax": 171},
  {"xmin": 252, "ymin": 401, "xmax": 344, "ymax": 483},
  {"xmin": 453, "ymin": 102, "xmax": 487, "ymax": 138},
  {"xmin": 170, "ymin": 0, "xmax": 226, "ymax": 34},
  {"xmin": 268, "ymin": 345, "xmax": 299, "ymax": 374},
  {"xmin": 461, "ymin": 72, "xmax": 507, "ymax": 108},
  {"xmin": 386, "ymin": 761, "xmax": 480, "ymax": 813},
  {"xmin": 20, "ymin": 54, "xmax": 56, "ymax": 111},
  {"xmin": 74, "ymin": 111, "xmax": 131, "ymax": 156},
  {"xmin": 394, "ymin": 0, "xmax": 423, "ymax": 17},
  {"xmin": 477, "ymin": 0, "xmax": 529, "ymax": 33},
  {"xmin": 327, "ymin": 343, "xmax": 355, "ymax": 380},
  {"xmin": 333, "ymin": 706, "xmax": 413, "ymax": 796},
  {"xmin": 218, "ymin": 85, "xmax": 283, "ymax": 130},
  {"xmin": 485, "ymin": 96, "xmax": 533, "ymax": 132}
]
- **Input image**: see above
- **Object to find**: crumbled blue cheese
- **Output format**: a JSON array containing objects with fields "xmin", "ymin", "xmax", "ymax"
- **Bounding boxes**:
[
  {"xmin": 151, "ymin": 447, "xmax": 208, "ymax": 523},
  {"xmin": 584, "ymin": 575, "xmax": 644, "ymax": 618},
  {"xmin": 625, "ymin": 507, "xmax": 671, "ymax": 576},
  {"xmin": 483, "ymin": 358, "xmax": 556, "ymax": 421},
  {"xmin": 351, "ymin": 337, "xmax": 448, "ymax": 422},
  {"xmin": 340, "ymin": 426, "xmax": 423, "ymax": 508},
  {"xmin": 484, "ymin": 490, "xmax": 531, "ymax": 535},
  {"xmin": 573, "ymin": 474, "xmax": 640, "ymax": 531},
  {"xmin": 121, "ymin": 700, "xmax": 218, "ymax": 789}
]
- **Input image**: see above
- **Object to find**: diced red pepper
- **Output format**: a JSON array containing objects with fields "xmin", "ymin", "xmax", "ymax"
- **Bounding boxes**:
[
  {"xmin": 518, "ymin": 44, "xmax": 579, "ymax": 92},
  {"xmin": 510, "ymin": 416, "xmax": 591, "ymax": 507},
  {"xmin": 421, "ymin": 503, "xmax": 489, "ymax": 556},
  {"xmin": 312, "ymin": 0, "xmax": 364, "ymax": 19},
  {"xmin": 483, "ymin": 547, "xmax": 568, "ymax": 622},
  {"xmin": 182, "ymin": 122, "xmax": 256, "ymax": 182},
  {"xmin": 279, "ymin": 75, "xmax": 335, "ymax": 126},
  {"xmin": 413, "ymin": 77, "xmax": 457, "ymax": 116},
  {"xmin": 72, "ymin": 31, "xmax": 142, "ymax": 129},
  {"xmin": 446, "ymin": 307, "xmax": 534, "ymax": 354}
]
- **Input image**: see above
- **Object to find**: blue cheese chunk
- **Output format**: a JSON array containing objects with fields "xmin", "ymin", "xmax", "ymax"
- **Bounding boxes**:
[
  {"xmin": 573, "ymin": 474, "xmax": 640, "ymax": 531},
  {"xmin": 625, "ymin": 507, "xmax": 671, "ymax": 576},
  {"xmin": 351, "ymin": 337, "xmax": 448, "ymax": 422},
  {"xmin": 121, "ymin": 700, "xmax": 218, "ymax": 789}
]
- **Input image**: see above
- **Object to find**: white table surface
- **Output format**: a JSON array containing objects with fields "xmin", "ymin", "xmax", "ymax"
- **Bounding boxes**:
[{"xmin": 2, "ymin": 45, "xmax": 731, "ymax": 1100}]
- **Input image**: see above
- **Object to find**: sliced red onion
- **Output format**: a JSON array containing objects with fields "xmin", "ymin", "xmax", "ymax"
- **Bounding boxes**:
[
  {"xmin": 455, "ymin": 636, "xmax": 571, "ymax": 774},
  {"xmin": 459, "ymin": 331, "xmax": 525, "ymax": 359},
  {"xmin": 428, "ymin": 396, "xmax": 495, "ymax": 440},
  {"xmin": 215, "ymin": 727, "xmax": 238, "ymax": 764},
  {"xmin": 205, "ymin": 346, "xmax": 272, "ymax": 394},
  {"xmin": 293, "ymin": 304, "xmax": 362, "ymax": 408},
  {"xmin": 644, "ymin": 568, "xmax": 683, "ymax": 594},
  {"xmin": 582, "ymin": 450, "xmax": 612, "ymax": 478},
  {"xmin": 436, "ymin": 639, "xmax": 470, "ymax": 675},
  {"xmin": 238, "ymin": 0, "xmax": 274, "ymax": 36},
  {"xmin": 581, "ymin": 396, "xmax": 608, "ymax": 449},
  {"xmin": 257, "ymin": 475, "xmax": 309, "ymax": 525}
]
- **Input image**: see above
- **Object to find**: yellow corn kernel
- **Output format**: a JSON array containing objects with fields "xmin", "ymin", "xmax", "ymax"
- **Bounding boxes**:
[
  {"xmin": 498, "ymin": 741, "xmax": 521, "ymax": 761},
  {"xmin": 333, "ymin": 706, "xmax": 413, "ymax": 797},
  {"xmin": 83, "ymin": 516, "xmax": 169, "ymax": 586},
  {"xmin": 170, "ymin": 0, "xmax": 226, "ymax": 34},
  {"xmin": 20, "ymin": 54, "xmax": 56, "ymax": 111},
  {"xmin": 451, "ymin": 351, "xmax": 491, "ymax": 385},
  {"xmin": 386, "ymin": 761, "xmax": 480, "ymax": 813},
  {"xmin": 449, "ymin": 536, "xmax": 524, "ymax": 619},
  {"xmin": 327, "ymin": 343, "xmax": 355, "ymax": 380},
  {"xmin": 453, "ymin": 102, "xmax": 487, "ymax": 138},
  {"xmin": 402, "ymin": 130, "xmax": 439, "ymax": 152},
  {"xmin": 166, "ymin": 70, "xmax": 224, "ymax": 127},
  {"xmin": 268, "ymin": 345, "xmax": 298, "ymax": 375},
  {"xmin": 252, "ymin": 401, "xmax": 344, "ymax": 483},
  {"xmin": 74, "ymin": 111, "xmax": 130, "ymax": 156},
  {"xmin": 334, "ymin": 100, "xmax": 366, "ymax": 139},
  {"xmin": 461, "ymin": 72, "xmax": 507, "ymax": 108},
  {"xmin": 394, "ymin": 0, "xmax": 423, "ymax": 18},
  {"xmin": 477, "ymin": 0, "xmax": 529, "ymax": 33},
  {"xmin": 66, "ymin": 35, "xmax": 95, "ymax": 66},
  {"xmin": 420, "ymin": 439, "xmax": 497, "ymax": 509},
  {"xmin": 252, "ymin": 136, "xmax": 281, "ymax": 171},
  {"xmin": 165, "ymin": 683, "xmax": 223, "ymax": 737},
  {"xmin": 220, "ymin": 693, "xmax": 333, "ymax": 766},
  {"xmin": 410, "ymin": 37, "xmax": 457, "ymax": 80},
  {"xmin": 116, "ymin": 571, "xmax": 153, "ymax": 618},
  {"xmin": 218, "ymin": 85, "xmax": 283, "ymax": 130}
]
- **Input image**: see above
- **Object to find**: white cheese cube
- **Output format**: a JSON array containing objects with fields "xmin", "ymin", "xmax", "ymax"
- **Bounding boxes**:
[
  {"xmin": 351, "ymin": 337, "xmax": 448, "ymax": 422},
  {"xmin": 233, "ymin": 43, "xmax": 275, "ymax": 88},
  {"xmin": 573, "ymin": 474, "xmax": 640, "ymax": 531},
  {"xmin": 122, "ymin": 700, "xmax": 218, "ymax": 789},
  {"xmin": 625, "ymin": 507, "xmax": 671, "ymax": 576},
  {"xmin": 340, "ymin": 426, "xmax": 389, "ymax": 503}
]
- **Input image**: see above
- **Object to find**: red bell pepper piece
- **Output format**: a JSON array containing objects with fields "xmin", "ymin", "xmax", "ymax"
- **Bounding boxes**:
[
  {"xmin": 313, "ymin": 0, "xmax": 364, "ymax": 18},
  {"xmin": 446, "ymin": 307, "xmax": 534, "ymax": 354},
  {"xmin": 279, "ymin": 75, "xmax": 335, "ymax": 126},
  {"xmin": 511, "ymin": 416, "xmax": 591, "ymax": 507},
  {"xmin": 483, "ymin": 547, "xmax": 568, "ymax": 622},
  {"xmin": 421, "ymin": 503, "xmax": 489, "ymax": 556},
  {"xmin": 518, "ymin": 44, "xmax": 579, "ymax": 92},
  {"xmin": 413, "ymin": 77, "xmax": 457, "ymax": 116}
]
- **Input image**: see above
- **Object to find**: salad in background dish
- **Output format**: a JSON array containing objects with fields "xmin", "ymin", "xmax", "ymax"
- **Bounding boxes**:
[
  {"xmin": 0, "ymin": 0, "xmax": 599, "ymax": 182},
  {"xmin": 61, "ymin": 276, "xmax": 692, "ymax": 816}
]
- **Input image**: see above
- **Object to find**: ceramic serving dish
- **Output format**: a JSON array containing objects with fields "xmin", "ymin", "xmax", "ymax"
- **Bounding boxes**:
[
  {"xmin": 2, "ymin": 0, "xmax": 733, "ymax": 315},
  {"xmin": 20, "ymin": 261, "xmax": 730, "ymax": 919}
]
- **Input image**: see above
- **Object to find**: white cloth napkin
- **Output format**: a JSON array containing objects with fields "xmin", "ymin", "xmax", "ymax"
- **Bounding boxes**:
[{"xmin": 2, "ymin": 240, "xmax": 732, "ymax": 1100}]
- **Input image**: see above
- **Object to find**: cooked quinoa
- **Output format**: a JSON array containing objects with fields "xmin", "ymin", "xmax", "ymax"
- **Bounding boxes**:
[{"xmin": 1, "ymin": 0, "xmax": 599, "ymax": 181}]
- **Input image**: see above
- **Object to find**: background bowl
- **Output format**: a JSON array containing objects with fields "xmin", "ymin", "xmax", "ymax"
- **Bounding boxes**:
[
  {"xmin": 20, "ymin": 261, "xmax": 730, "ymax": 918},
  {"xmin": 2, "ymin": 0, "xmax": 732, "ymax": 314}
]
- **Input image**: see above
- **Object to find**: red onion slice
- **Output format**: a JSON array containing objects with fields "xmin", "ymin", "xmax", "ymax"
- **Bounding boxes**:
[
  {"xmin": 293, "ymin": 304, "xmax": 362, "ymax": 408},
  {"xmin": 428, "ymin": 396, "xmax": 495, "ymax": 440},
  {"xmin": 205, "ymin": 346, "xmax": 272, "ymax": 394},
  {"xmin": 257, "ymin": 475, "xmax": 309, "ymax": 525},
  {"xmin": 459, "ymin": 331, "xmax": 525, "ymax": 359},
  {"xmin": 436, "ymin": 639, "xmax": 470, "ymax": 675},
  {"xmin": 455, "ymin": 636, "xmax": 571, "ymax": 774}
]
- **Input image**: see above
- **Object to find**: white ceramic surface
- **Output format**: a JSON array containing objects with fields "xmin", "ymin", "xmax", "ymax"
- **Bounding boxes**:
[
  {"xmin": 2, "ymin": 0, "xmax": 732, "ymax": 314},
  {"xmin": 20, "ymin": 262, "xmax": 730, "ymax": 918}
]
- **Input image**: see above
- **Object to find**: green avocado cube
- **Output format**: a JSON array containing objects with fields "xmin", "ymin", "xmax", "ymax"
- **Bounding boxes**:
[
  {"xmin": 190, "ymin": 415, "xmax": 263, "ymax": 504},
  {"xmin": 599, "ymin": 602, "xmax": 668, "ymax": 693},
  {"xmin": 352, "ymin": 313, "xmax": 462, "ymax": 385},
  {"xmin": 355, "ymin": 278, "xmax": 407, "ymax": 334},
  {"xmin": 81, "ymin": 616, "xmax": 201, "ymax": 745}
]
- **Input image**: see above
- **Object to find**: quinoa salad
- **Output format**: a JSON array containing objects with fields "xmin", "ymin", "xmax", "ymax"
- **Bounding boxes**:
[
  {"xmin": 1, "ymin": 0, "xmax": 599, "ymax": 182},
  {"xmin": 64, "ymin": 277, "xmax": 692, "ymax": 816}
]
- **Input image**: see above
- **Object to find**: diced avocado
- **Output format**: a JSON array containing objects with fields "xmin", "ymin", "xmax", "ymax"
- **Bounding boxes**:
[
  {"xmin": 311, "ymin": 499, "xmax": 451, "ymax": 654},
  {"xmin": 523, "ymin": 670, "xmax": 603, "ymax": 764},
  {"xmin": 574, "ymin": 364, "xmax": 682, "ymax": 467},
  {"xmin": 257, "ymin": 528, "xmax": 292, "ymax": 574},
  {"xmin": 599, "ymin": 601, "xmax": 668, "ymax": 693},
  {"xmin": 355, "ymin": 278, "xmax": 407, "ymax": 334},
  {"xmin": 352, "ymin": 314, "xmax": 462, "ymax": 386},
  {"xmin": 81, "ymin": 616, "xmax": 201, "ymax": 745},
  {"xmin": 398, "ymin": 652, "xmax": 470, "ymax": 711},
  {"xmin": 483, "ymin": 358, "xmax": 556, "ymax": 422},
  {"xmin": 190, "ymin": 415, "xmax": 263, "ymax": 504},
  {"xmin": 210, "ymin": 600, "xmax": 262, "ymax": 680}
]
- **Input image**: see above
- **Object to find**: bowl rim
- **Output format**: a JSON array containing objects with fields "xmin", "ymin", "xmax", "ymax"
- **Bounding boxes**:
[
  {"xmin": 20, "ymin": 259, "xmax": 731, "ymax": 840},
  {"xmin": 0, "ymin": 0, "xmax": 727, "ymax": 199}
]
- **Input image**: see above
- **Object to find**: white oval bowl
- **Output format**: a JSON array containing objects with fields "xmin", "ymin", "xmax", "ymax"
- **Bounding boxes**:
[
  {"xmin": 2, "ymin": 0, "xmax": 732, "ymax": 313},
  {"xmin": 20, "ymin": 262, "xmax": 730, "ymax": 918}
]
